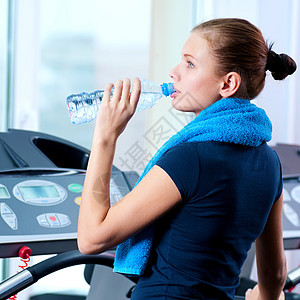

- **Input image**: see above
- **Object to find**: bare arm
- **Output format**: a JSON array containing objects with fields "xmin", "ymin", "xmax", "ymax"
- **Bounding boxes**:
[
  {"xmin": 246, "ymin": 192, "xmax": 286, "ymax": 300},
  {"xmin": 77, "ymin": 78, "xmax": 181, "ymax": 254}
]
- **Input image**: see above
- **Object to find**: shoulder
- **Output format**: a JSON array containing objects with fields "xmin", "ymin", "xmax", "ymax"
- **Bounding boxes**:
[
  {"xmin": 256, "ymin": 142, "xmax": 282, "ymax": 169},
  {"xmin": 160, "ymin": 142, "xmax": 198, "ymax": 157},
  {"xmin": 155, "ymin": 142, "xmax": 211, "ymax": 171},
  {"xmin": 155, "ymin": 142, "xmax": 199, "ymax": 174},
  {"xmin": 155, "ymin": 142, "xmax": 201, "ymax": 202},
  {"xmin": 154, "ymin": 141, "xmax": 233, "ymax": 200}
]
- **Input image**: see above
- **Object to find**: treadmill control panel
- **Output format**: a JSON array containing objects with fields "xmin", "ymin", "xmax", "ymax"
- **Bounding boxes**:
[{"xmin": 0, "ymin": 168, "xmax": 139, "ymax": 257}]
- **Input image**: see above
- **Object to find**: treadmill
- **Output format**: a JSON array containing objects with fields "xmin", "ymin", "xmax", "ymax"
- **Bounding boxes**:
[{"xmin": 0, "ymin": 133, "xmax": 300, "ymax": 299}]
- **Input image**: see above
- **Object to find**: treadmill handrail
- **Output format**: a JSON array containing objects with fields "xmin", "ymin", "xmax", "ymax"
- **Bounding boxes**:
[
  {"xmin": 29, "ymin": 250, "xmax": 115, "ymax": 279},
  {"xmin": 0, "ymin": 250, "xmax": 115, "ymax": 300},
  {"xmin": 1, "ymin": 249, "xmax": 299, "ymax": 300}
]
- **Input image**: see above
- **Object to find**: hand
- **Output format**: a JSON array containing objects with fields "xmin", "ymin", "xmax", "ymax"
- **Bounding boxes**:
[
  {"xmin": 245, "ymin": 284, "xmax": 285, "ymax": 300},
  {"xmin": 93, "ymin": 78, "xmax": 141, "ymax": 143}
]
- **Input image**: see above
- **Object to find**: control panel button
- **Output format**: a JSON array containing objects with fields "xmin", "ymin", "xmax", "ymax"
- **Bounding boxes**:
[
  {"xmin": 1, "ymin": 203, "xmax": 13, "ymax": 214},
  {"xmin": 3, "ymin": 216, "xmax": 18, "ymax": 230},
  {"xmin": 291, "ymin": 185, "xmax": 300, "ymax": 203},
  {"xmin": 0, "ymin": 203, "xmax": 18, "ymax": 230},
  {"xmin": 0, "ymin": 185, "xmax": 10, "ymax": 199},
  {"xmin": 283, "ymin": 203, "xmax": 299, "ymax": 227},
  {"xmin": 68, "ymin": 183, "xmax": 83, "ymax": 193},
  {"xmin": 37, "ymin": 213, "xmax": 71, "ymax": 228},
  {"xmin": 56, "ymin": 214, "xmax": 71, "ymax": 226},
  {"xmin": 36, "ymin": 214, "xmax": 50, "ymax": 227},
  {"xmin": 74, "ymin": 197, "xmax": 81, "ymax": 206},
  {"xmin": 46, "ymin": 214, "xmax": 61, "ymax": 227}
]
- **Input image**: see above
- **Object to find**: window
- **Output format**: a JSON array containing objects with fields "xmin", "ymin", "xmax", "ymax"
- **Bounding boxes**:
[
  {"xmin": 0, "ymin": 0, "xmax": 9, "ymax": 131},
  {"xmin": 5, "ymin": 0, "xmax": 151, "ymax": 296},
  {"xmin": 13, "ymin": 0, "xmax": 151, "ymax": 151}
]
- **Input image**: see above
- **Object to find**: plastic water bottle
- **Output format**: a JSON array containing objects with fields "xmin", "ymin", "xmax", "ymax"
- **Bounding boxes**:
[{"xmin": 66, "ymin": 79, "xmax": 175, "ymax": 125}]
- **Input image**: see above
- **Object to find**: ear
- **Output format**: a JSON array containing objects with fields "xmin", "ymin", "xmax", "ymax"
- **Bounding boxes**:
[{"xmin": 219, "ymin": 72, "xmax": 241, "ymax": 98}]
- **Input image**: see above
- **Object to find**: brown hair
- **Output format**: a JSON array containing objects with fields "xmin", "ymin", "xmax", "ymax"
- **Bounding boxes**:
[{"xmin": 192, "ymin": 18, "xmax": 297, "ymax": 100}]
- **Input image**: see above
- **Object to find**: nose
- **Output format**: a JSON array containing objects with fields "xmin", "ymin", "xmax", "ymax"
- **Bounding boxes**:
[{"xmin": 169, "ymin": 64, "xmax": 180, "ymax": 81}]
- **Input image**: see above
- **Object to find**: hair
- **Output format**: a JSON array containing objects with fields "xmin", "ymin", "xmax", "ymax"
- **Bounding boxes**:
[{"xmin": 192, "ymin": 18, "xmax": 297, "ymax": 100}]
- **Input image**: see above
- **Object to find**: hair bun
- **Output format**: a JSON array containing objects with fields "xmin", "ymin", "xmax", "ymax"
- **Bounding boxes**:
[{"xmin": 266, "ymin": 50, "xmax": 297, "ymax": 80}]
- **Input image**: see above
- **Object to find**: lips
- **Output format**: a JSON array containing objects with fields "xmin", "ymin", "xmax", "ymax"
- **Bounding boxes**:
[{"xmin": 170, "ymin": 87, "xmax": 180, "ymax": 98}]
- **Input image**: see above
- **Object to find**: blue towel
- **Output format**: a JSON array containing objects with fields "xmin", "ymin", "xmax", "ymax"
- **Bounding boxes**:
[{"xmin": 113, "ymin": 97, "xmax": 272, "ymax": 276}]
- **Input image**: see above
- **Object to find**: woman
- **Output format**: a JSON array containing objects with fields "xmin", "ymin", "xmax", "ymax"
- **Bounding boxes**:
[{"xmin": 77, "ymin": 18, "xmax": 296, "ymax": 299}]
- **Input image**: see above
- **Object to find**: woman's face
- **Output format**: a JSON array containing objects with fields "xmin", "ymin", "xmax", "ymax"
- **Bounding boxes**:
[{"xmin": 169, "ymin": 32, "xmax": 223, "ymax": 116}]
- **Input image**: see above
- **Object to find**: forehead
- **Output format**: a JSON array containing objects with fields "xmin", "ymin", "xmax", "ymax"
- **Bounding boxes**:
[{"xmin": 182, "ymin": 33, "xmax": 211, "ymax": 58}]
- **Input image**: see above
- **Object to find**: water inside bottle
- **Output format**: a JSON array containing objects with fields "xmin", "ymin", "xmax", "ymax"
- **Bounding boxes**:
[
  {"xmin": 67, "ymin": 93, "xmax": 102, "ymax": 124},
  {"xmin": 136, "ymin": 91, "xmax": 163, "ymax": 111}
]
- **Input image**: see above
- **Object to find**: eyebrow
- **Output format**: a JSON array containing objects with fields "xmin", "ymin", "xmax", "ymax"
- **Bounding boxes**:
[{"xmin": 182, "ymin": 53, "xmax": 196, "ymax": 60}]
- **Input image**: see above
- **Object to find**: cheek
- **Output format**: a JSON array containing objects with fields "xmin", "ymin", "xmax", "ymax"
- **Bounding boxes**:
[
  {"xmin": 192, "ymin": 74, "xmax": 220, "ymax": 95},
  {"xmin": 187, "ymin": 75, "xmax": 221, "ymax": 109},
  {"xmin": 186, "ymin": 76, "xmax": 209, "ymax": 97},
  {"xmin": 182, "ymin": 74, "xmax": 202, "ymax": 94}
]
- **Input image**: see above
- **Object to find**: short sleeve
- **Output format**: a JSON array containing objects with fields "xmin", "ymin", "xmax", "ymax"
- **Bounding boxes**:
[{"xmin": 155, "ymin": 143, "xmax": 200, "ymax": 202}]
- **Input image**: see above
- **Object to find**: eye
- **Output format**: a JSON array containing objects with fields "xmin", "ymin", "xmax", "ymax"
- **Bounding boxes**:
[{"xmin": 187, "ymin": 60, "xmax": 194, "ymax": 68}]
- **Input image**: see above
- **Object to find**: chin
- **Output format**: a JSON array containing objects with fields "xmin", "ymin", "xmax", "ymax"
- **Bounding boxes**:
[{"xmin": 171, "ymin": 102, "xmax": 194, "ymax": 114}]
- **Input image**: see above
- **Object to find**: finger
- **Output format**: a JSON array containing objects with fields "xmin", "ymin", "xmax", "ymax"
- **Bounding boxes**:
[
  {"xmin": 111, "ymin": 80, "xmax": 123, "ymax": 103},
  {"xmin": 102, "ymin": 83, "xmax": 114, "ymax": 104},
  {"xmin": 120, "ymin": 78, "xmax": 131, "ymax": 103},
  {"xmin": 130, "ymin": 77, "xmax": 141, "ymax": 108}
]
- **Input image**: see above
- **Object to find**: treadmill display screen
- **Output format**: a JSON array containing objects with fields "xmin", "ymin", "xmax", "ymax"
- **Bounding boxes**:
[{"xmin": 19, "ymin": 185, "xmax": 60, "ymax": 200}]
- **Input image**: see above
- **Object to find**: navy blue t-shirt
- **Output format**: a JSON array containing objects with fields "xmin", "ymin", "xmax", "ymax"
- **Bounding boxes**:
[{"xmin": 131, "ymin": 141, "xmax": 282, "ymax": 300}]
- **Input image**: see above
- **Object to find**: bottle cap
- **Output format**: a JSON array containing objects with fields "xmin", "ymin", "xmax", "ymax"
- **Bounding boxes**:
[{"xmin": 161, "ymin": 83, "xmax": 175, "ymax": 96}]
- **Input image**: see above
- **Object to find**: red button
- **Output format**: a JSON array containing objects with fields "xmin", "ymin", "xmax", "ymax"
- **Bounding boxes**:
[{"xmin": 50, "ymin": 216, "xmax": 56, "ymax": 222}]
